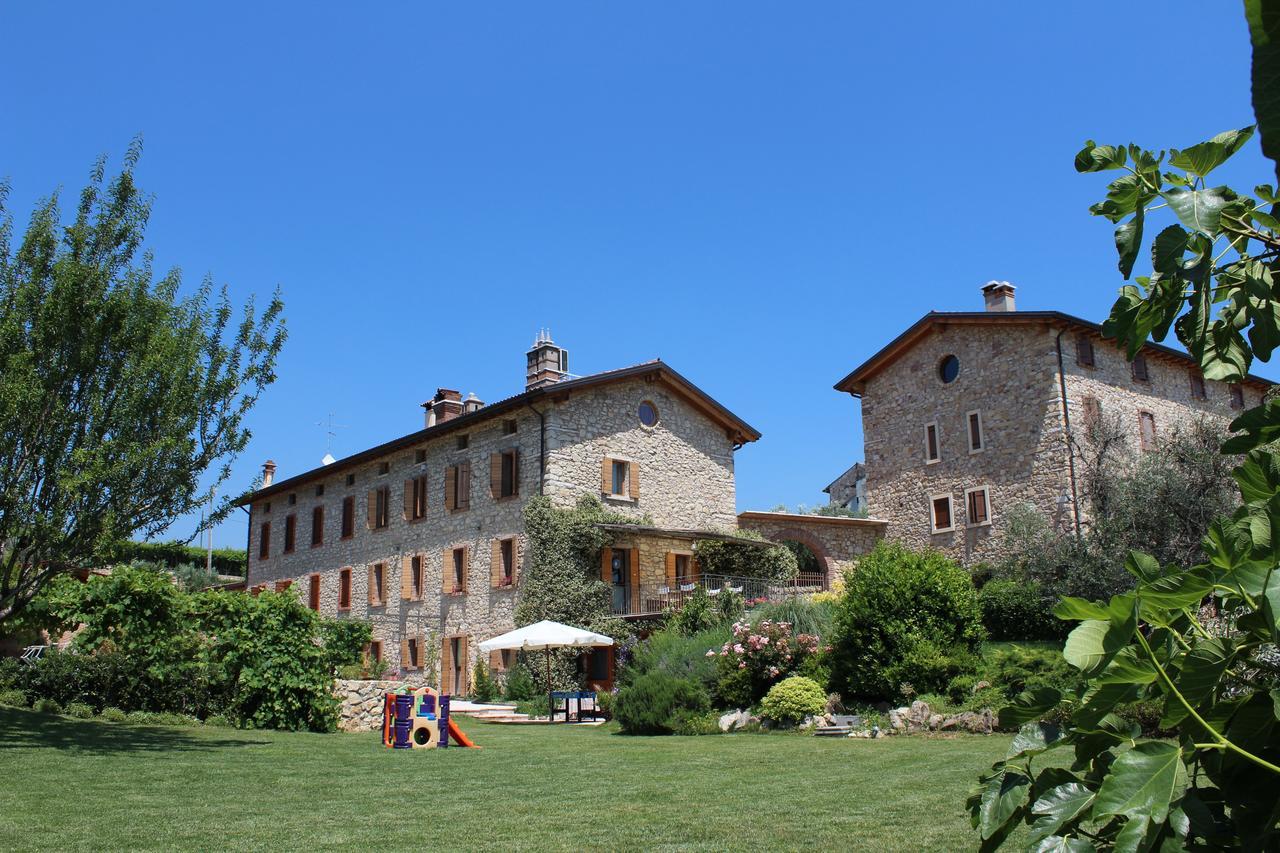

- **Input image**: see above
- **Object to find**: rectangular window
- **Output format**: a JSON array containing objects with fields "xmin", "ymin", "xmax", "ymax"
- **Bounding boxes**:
[
  {"xmin": 406, "ymin": 474, "xmax": 428, "ymax": 520},
  {"xmin": 341, "ymin": 496, "xmax": 355, "ymax": 539},
  {"xmin": 503, "ymin": 419, "xmax": 518, "ymax": 435},
  {"xmin": 965, "ymin": 487, "xmax": 991, "ymax": 526},
  {"xmin": 338, "ymin": 567, "xmax": 352, "ymax": 610},
  {"xmin": 369, "ymin": 486, "xmax": 389, "ymax": 529},
  {"xmin": 1076, "ymin": 333, "xmax": 1095, "ymax": 368},
  {"xmin": 310, "ymin": 505, "xmax": 324, "ymax": 547},
  {"xmin": 263, "ymin": 501, "xmax": 271, "ymax": 514},
  {"xmin": 287, "ymin": 493, "xmax": 296, "ymax": 506},
  {"xmin": 967, "ymin": 410, "xmax": 985, "ymax": 453},
  {"xmin": 1081, "ymin": 396, "xmax": 1101, "ymax": 432},
  {"xmin": 308, "ymin": 574, "xmax": 321, "ymax": 611},
  {"xmin": 456, "ymin": 434, "xmax": 469, "ymax": 450},
  {"xmin": 930, "ymin": 495, "xmax": 954, "ymax": 533},
  {"xmin": 407, "ymin": 636, "xmax": 421, "ymax": 670},
  {"xmin": 283, "ymin": 514, "xmax": 296, "ymax": 554},
  {"xmin": 1231, "ymin": 384, "xmax": 1245, "ymax": 409},
  {"xmin": 315, "ymin": 483, "xmax": 325, "ymax": 497},
  {"xmin": 415, "ymin": 448, "xmax": 427, "ymax": 464},
  {"xmin": 378, "ymin": 461, "xmax": 390, "ymax": 475},
  {"xmin": 611, "ymin": 460, "xmax": 629, "ymax": 496},
  {"xmin": 1131, "ymin": 354, "xmax": 1150, "ymax": 382},
  {"xmin": 367, "ymin": 640, "xmax": 382, "ymax": 663},
  {"xmin": 494, "ymin": 449, "xmax": 518, "ymax": 499},
  {"xmin": 258, "ymin": 522, "xmax": 271, "ymax": 560},
  {"xmin": 346, "ymin": 473, "xmax": 356, "ymax": 486},
  {"xmin": 451, "ymin": 547, "xmax": 467, "ymax": 594},
  {"xmin": 368, "ymin": 563, "xmax": 385, "ymax": 607},
  {"xmin": 445, "ymin": 462, "xmax": 471, "ymax": 511},
  {"xmin": 1139, "ymin": 410, "xmax": 1156, "ymax": 451},
  {"xmin": 1190, "ymin": 373, "xmax": 1207, "ymax": 400},
  {"xmin": 675, "ymin": 553, "xmax": 691, "ymax": 584},
  {"xmin": 924, "ymin": 422, "xmax": 940, "ymax": 463},
  {"xmin": 412, "ymin": 555, "xmax": 424, "ymax": 599},
  {"xmin": 500, "ymin": 538, "xmax": 515, "ymax": 585}
]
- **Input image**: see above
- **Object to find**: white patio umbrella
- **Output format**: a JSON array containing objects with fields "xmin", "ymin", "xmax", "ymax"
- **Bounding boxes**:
[{"xmin": 478, "ymin": 620, "xmax": 614, "ymax": 719}]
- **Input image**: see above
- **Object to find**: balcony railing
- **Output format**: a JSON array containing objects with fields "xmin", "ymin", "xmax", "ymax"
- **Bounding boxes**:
[{"xmin": 609, "ymin": 572, "xmax": 828, "ymax": 618}]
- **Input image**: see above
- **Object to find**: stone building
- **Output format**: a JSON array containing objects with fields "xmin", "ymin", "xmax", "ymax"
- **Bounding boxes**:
[
  {"xmin": 834, "ymin": 282, "xmax": 1272, "ymax": 564},
  {"xmin": 822, "ymin": 462, "xmax": 866, "ymax": 513},
  {"xmin": 236, "ymin": 333, "xmax": 759, "ymax": 693}
]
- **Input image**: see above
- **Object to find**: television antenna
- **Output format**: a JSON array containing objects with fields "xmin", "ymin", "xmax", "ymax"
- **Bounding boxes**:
[{"xmin": 316, "ymin": 413, "xmax": 348, "ymax": 465}]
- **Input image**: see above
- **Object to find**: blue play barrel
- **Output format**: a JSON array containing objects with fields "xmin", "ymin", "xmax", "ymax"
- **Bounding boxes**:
[{"xmin": 394, "ymin": 695, "xmax": 414, "ymax": 749}]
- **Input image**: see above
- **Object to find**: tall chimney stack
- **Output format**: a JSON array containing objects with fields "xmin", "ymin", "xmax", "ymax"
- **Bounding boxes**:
[
  {"xmin": 262, "ymin": 459, "xmax": 277, "ymax": 488},
  {"xmin": 981, "ymin": 281, "xmax": 1016, "ymax": 312},
  {"xmin": 526, "ymin": 329, "xmax": 570, "ymax": 390},
  {"xmin": 429, "ymin": 388, "xmax": 463, "ymax": 423}
]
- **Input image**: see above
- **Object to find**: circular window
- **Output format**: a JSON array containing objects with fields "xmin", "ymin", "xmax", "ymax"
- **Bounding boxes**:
[
  {"xmin": 638, "ymin": 401, "xmax": 659, "ymax": 428},
  {"xmin": 938, "ymin": 355, "xmax": 960, "ymax": 384}
]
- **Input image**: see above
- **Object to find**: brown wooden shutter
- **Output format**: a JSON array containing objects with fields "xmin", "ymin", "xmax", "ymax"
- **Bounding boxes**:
[
  {"xmin": 601, "ymin": 458, "xmax": 612, "ymax": 493},
  {"xmin": 489, "ymin": 649, "xmax": 506, "ymax": 672},
  {"xmin": 441, "ymin": 637, "xmax": 454, "ymax": 693},
  {"xmin": 400, "ymin": 638, "xmax": 410, "ymax": 668},
  {"xmin": 458, "ymin": 462, "xmax": 471, "ymax": 509},
  {"xmin": 601, "ymin": 547, "xmax": 612, "ymax": 583},
  {"xmin": 513, "ymin": 537, "xmax": 522, "ymax": 585},
  {"xmin": 458, "ymin": 638, "xmax": 470, "ymax": 694},
  {"xmin": 403, "ymin": 479, "xmax": 413, "ymax": 519},
  {"xmin": 401, "ymin": 555, "xmax": 412, "ymax": 600},
  {"xmin": 367, "ymin": 565, "xmax": 376, "ymax": 605},
  {"xmin": 511, "ymin": 450, "xmax": 520, "ymax": 495},
  {"xmin": 416, "ymin": 633, "xmax": 426, "ymax": 668},
  {"xmin": 442, "ymin": 548, "xmax": 451, "ymax": 595},
  {"xmin": 444, "ymin": 466, "xmax": 456, "ymax": 511},
  {"xmin": 462, "ymin": 545, "xmax": 470, "ymax": 593},
  {"xmin": 491, "ymin": 538, "xmax": 502, "ymax": 588},
  {"xmin": 490, "ymin": 453, "xmax": 502, "ymax": 498},
  {"xmin": 691, "ymin": 556, "xmax": 701, "ymax": 584},
  {"xmin": 629, "ymin": 548, "xmax": 640, "ymax": 603},
  {"xmin": 628, "ymin": 463, "xmax": 640, "ymax": 500},
  {"xmin": 665, "ymin": 552, "xmax": 676, "ymax": 586},
  {"xmin": 366, "ymin": 490, "xmax": 377, "ymax": 529}
]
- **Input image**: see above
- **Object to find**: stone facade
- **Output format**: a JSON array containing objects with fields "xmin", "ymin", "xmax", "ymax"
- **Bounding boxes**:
[
  {"xmin": 241, "ymin": 357, "xmax": 756, "ymax": 690},
  {"xmin": 335, "ymin": 678, "xmax": 405, "ymax": 732},
  {"xmin": 842, "ymin": 300, "xmax": 1269, "ymax": 565},
  {"xmin": 736, "ymin": 511, "xmax": 887, "ymax": 578}
]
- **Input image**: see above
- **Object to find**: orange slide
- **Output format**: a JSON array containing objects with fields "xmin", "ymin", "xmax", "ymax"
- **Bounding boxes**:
[{"xmin": 447, "ymin": 718, "xmax": 479, "ymax": 749}]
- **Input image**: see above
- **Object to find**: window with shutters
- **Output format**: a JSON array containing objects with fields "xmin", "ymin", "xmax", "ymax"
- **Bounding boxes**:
[
  {"xmin": 924, "ymin": 421, "xmax": 940, "ymax": 463},
  {"xmin": 445, "ymin": 462, "xmax": 471, "ymax": 512},
  {"xmin": 967, "ymin": 410, "xmax": 985, "ymax": 453},
  {"xmin": 1081, "ymin": 396, "xmax": 1102, "ymax": 432},
  {"xmin": 258, "ymin": 522, "xmax": 271, "ymax": 560},
  {"xmin": 308, "ymin": 573, "xmax": 321, "ymax": 611},
  {"xmin": 503, "ymin": 419, "xmax": 518, "ymax": 435},
  {"xmin": 500, "ymin": 538, "xmax": 515, "ymax": 586},
  {"xmin": 675, "ymin": 553, "xmax": 692, "ymax": 584},
  {"xmin": 492, "ymin": 449, "xmax": 518, "ymax": 499},
  {"xmin": 1076, "ymin": 333, "xmax": 1095, "ymax": 368},
  {"xmin": 1139, "ymin": 411, "xmax": 1156, "ymax": 450},
  {"xmin": 406, "ymin": 475, "xmax": 428, "ymax": 521},
  {"xmin": 1190, "ymin": 373, "xmax": 1207, "ymax": 400},
  {"xmin": 1131, "ymin": 354, "xmax": 1150, "ymax": 382},
  {"xmin": 338, "ymin": 567, "xmax": 352, "ymax": 610},
  {"xmin": 366, "ymin": 640, "xmax": 382, "ymax": 664},
  {"xmin": 369, "ymin": 563, "xmax": 386, "ymax": 607},
  {"xmin": 930, "ymin": 494, "xmax": 954, "ymax": 533},
  {"xmin": 601, "ymin": 457, "xmax": 639, "ymax": 501},
  {"xmin": 411, "ymin": 555, "xmax": 424, "ymax": 599},
  {"xmin": 283, "ymin": 514, "xmax": 296, "ymax": 554},
  {"xmin": 1231, "ymin": 384, "xmax": 1245, "ymax": 409},
  {"xmin": 406, "ymin": 636, "xmax": 421, "ymax": 670},
  {"xmin": 341, "ymin": 496, "xmax": 355, "ymax": 539},
  {"xmin": 310, "ymin": 505, "xmax": 324, "ymax": 546},
  {"xmin": 369, "ymin": 486, "xmax": 390, "ymax": 530},
  {"xmin": 490, "ymin": 648, "xmax": 512, "ymax": 673},
  {"xmin": 450, "ymin": 547, "xmax": 467, "ymax": 594},
  {"xmin": 612, "ymin": 460, "xmax": 628, "ymax": 496},
  {"xmin": 965, "ymin": 486, "xmax": 991, "ymax": 527}
]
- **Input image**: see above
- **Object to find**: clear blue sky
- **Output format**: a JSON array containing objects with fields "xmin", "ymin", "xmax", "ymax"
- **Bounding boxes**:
[{"xmin": 1, "ymin": 2, "xmax": 1270, "ymax": 549}]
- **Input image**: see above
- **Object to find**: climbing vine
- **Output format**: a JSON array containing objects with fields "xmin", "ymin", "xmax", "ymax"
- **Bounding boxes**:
[{"xmin": 694, "ymin": 529, "xmax": 798, "ymax": 582}]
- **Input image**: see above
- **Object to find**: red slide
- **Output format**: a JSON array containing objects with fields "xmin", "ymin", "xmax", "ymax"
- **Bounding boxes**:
[{"xmin": 447, "ymin": 718, "xmax": 479, "ymax": 748}]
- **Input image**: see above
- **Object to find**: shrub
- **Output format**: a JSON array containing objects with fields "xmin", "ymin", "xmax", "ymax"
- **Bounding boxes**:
[
  {"xmin": 693, "ymin": 530, "xmax": 798, "ymax": 581},
  {"xmin": 99, "ymin": 707, "xmax": 126, "ymax": 722},
  {"xmin": 977, "ymin": 579, "xmax": 1064, "ymax": 641},
  {"xmin": 0, "ymin": 656, "xmax": 23, "ymax": 689},
  {"xmin": 621, "ymin": 624, "xmax": 729, "ymax": 697},
  {"xmin": 503, "ymin": 662, "xmax": 538, "ymax": 702},
  {"xmin": 668, "ymin": 586, "xmax": 720, "ymax": 636},
  {"xmin": 515, "ymin": 696, "xmax": 551, "ymax": 718},
  {"xmin": 203, "ymin": 713, "xmax": 234, "ymax": 728},
  {"xmin": 713, "ymin": 619, "xmax": 821, "ymax": 709},
  {"xmin": 978, "ymin": 644, "xmax": 1080, "ymax": 701},
  {"xmin": 33, "ymin": 697, "xmax": 61, "ymax": 714},
  {"xmin": 749, "ymin": 597, "xmax": 834, "ymax": 639},
  {"xmin": 829, "ymin": 541, "xmax": 985, "ymax": 701},
  {"xmin": 471, "ymin": 661, "xmax": 497, "ymax": 703},
  {"xmin": 761, "ymin": 676, "xmax": 826, "ymax": 725},
  {"xmin": 64, "ymin": 701, "xmax": 94, "ymax": 719},
  {"xmin": 0, "ymin": 688, "xmax": 28, "ymax": 707},
  {"xmin": 614, "ymin": 671, "xmax": 710, "ymax": 735},
  {"xmin": 883, "ymin": 640, "xmax": 979, "ymax": 700},
  {"xmin": 672, "ymin": 709, "xmax": 722, "ymax": 736}
]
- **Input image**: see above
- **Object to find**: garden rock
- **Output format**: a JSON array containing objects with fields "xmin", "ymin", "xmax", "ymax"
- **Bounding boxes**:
[
  {"xmin": 939, "ymin": 710, "xmax": 995, "ymax": 734},
  {"xmin": 718, "ymin": 708, "xmax": 755, "ymax": 732}
]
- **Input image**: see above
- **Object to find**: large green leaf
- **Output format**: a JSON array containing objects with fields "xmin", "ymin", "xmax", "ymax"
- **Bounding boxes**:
[
  {"xmin": 1093, "ymin": 742, "xmax": 1188, "ymax": 824},
  {"xmin": 1114, "ymin": 213, "xmax": 1141, "ymax": 279},
  {"xmin": 1062, "ymin": 597, "xmax": 1137, "ymax": 675},
  {"xmin": 1233, "ymin": 451, "xmax": 1280, "ymax": 504},
  {"xmin": 1151, "ymin": 225, "xmax": 1190, "ymax": 275},
  {"xmin": 1124, "ymin": 551, "xmax": 1162, "ymax": 583},
  {"xmin": 1075, "ymin": 140, "xmax": 1128, "ymax": 173},
  {"xmin": 1008, "ymin": 721, "xmax": 1063, "ymax": 759},
  {"xmin": 1168, "ymin": 126, "xmax": 1256, "ymax": 177},
  {"xmin": 1029, "ymin": 783, "xmax": 1097, "ymax": 844},
  {"xmin": 1074, "ymin": 680, "xmax": 1142, "ymax": 729},
  {"xmin": 1162, "ymin": 638, "xmax": 1232, "ymax": 728},
  {"xmin": 976, "ymin": 766, "xmax": 1032, "ymax": 840},
  {"xmin": 1138, "ymin": 566, "xmax": 1213, "ymax": 609},
  {"xmin": 1031, "ymin": 836, "xmax": 1096, "ymax": 852},
  {"xmin": 1162, "ymin": 186, "xmax": 1238, "ymax": 236},
  {"xmin": 1112, "ymin": 814, "xmax": 1152, "ymax": 853},
  {"xmin": 1001, "ymin": 688, "xmax": 1064, "ymax": 728},
  {"xmin": 1095, "ymin": 647, "xmax": 1157, "ymax": 685},
  {"xmin": 1223, "ymin": 400, "xmax": 1280, "ymax": 454},
  {"xmin": 1054, "ymin": 598, "xmax": 1112, "ymax": 622},
  {"xmin": 1262, "ymin": 566, "xmax": 1280, "ymax": 641},
  {"xmin": 1245, "ymin": 0, "xmax": 1280, "ymax": 184}
]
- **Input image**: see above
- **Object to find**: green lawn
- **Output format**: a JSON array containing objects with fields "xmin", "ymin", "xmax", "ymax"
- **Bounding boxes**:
[{"xmin": 0, "ymin": 707, "xmax": 1010, "ymax": 851}]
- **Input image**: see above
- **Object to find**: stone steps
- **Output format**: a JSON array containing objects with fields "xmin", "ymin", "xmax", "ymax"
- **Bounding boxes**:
[{"xmin": 814, "ymin": 725, "xmax": 853, "ymax": 737}]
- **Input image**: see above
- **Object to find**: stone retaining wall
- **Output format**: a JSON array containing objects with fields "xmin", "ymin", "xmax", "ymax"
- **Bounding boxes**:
[{"xmin": 335, "ymin": 678, "xmax": 406, "ymax": 732}]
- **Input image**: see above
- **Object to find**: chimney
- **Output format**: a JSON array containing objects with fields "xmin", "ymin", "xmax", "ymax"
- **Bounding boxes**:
[
  {"xmin": 982, "ymin": 280, "xmax": 1016, "ymax": 312},
  {"xmin": 463, "ymin": 392, "xmax": 484, "ymax": 414},
  {"xmin": 262, "ymin": 459, "xmax": 277, "ymax": 488},
  {"xmin": 421, "ymin": 400, "xmax": 435, "ymax": 428},
  {"xmin": 430, "ymin": 388, "xmax": 463, "ymax": 423},
  {"xmin": 526, "ymin": 329, "xmax": 570, "ymax": 390}
]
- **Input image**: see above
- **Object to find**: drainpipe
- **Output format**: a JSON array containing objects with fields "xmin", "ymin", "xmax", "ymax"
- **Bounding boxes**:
[
  {"xmin": 528, "ymin": 403, "xmax": 547, "ymax": 496},
  {"xmin": 1054, "ymin": 328, "xmax": 1083, "ymax": 538},
  {"xmin": 240, "ymin": 504, "xmax": 252, "ymax": 588}
]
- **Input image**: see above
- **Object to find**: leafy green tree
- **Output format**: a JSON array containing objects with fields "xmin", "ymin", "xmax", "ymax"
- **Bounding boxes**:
[
  {"xmin": 0, "ymin": 142, "xmax": 285, "ymax": 626},
  {"xmin": 969, "ymin": 80, "xmax": 1280, "ymax": 849}
]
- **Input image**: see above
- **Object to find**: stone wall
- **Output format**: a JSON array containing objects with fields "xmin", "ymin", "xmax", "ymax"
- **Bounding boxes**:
[
  {"xmin": 736, "ymin": 511, "xmax": 887, "ymax": 578},
  {"xmin": 335, "ymin": 678, "xmax": 405, "ymax": 732}
]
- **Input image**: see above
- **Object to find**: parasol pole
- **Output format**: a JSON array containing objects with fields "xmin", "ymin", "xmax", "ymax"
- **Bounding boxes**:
[{"xmin": 544, "ymin": 646, "xmax": 554, "ymax": 724}]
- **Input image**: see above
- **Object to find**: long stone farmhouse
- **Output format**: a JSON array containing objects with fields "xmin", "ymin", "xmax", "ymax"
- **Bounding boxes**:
[
  {"xmin": 834, "ymin": 282, "xmax": 1273, "ymax": 565},
  {"xmin": 237, "ymin": 334, "xmax": 768, "ymax": 694}
]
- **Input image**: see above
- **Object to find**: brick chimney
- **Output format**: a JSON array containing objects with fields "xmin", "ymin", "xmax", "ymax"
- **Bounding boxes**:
[
  {"xmin": 262, "ymin": 459, "xmax": 277, "ymax": 488},
  {"xmin": 526, "ymin": 329, "xmax": 570, "ymax": 390},
  {"xmin": 982, "ymin": 281, "xmax": 1016, "ymax": 312},
  {"xmin": 428, "ymin": 388, "xmax": 463, "ymax": 424}
]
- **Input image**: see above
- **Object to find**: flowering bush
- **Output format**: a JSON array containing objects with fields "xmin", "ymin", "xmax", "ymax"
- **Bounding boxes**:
[{"xmin": 711, "ymin": 619, "xmax": 820, "ymax": 709}]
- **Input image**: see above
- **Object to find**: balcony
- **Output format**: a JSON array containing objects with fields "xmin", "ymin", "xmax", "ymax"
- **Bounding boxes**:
[{"xmin": 609, "ymin": 572, "xmax": 828, "ymax": 619}]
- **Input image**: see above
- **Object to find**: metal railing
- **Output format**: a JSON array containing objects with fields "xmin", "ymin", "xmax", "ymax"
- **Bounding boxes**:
[{"xmin": 609, "ymin": 572, "xmax": 828, "ymax": 618}]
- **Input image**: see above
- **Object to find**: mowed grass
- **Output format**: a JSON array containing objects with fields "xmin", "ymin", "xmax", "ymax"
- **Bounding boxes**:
[{"xmin": 0, "ymin": 707, "xmax": 1011, "ymax": 851}]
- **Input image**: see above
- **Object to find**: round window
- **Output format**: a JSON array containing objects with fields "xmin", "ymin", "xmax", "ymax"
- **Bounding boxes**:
[
  {"xmin": 938, "ymin": 355, "xmax": 960, "ymax": 384},
  {"xmin": 638, "ymin": 401, "xmax": 659, "ymax": 427}
]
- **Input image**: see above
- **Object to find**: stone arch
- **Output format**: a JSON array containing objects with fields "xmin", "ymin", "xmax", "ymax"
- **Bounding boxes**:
[{"xmin": 765, "ymin": 527, "xmax": 834, "ymax": 584}]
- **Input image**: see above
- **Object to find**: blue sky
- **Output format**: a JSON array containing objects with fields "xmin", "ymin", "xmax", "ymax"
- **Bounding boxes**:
[{"xmin": 1, "ymin": 2, "xmax": 1270, "ymax": 549}]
